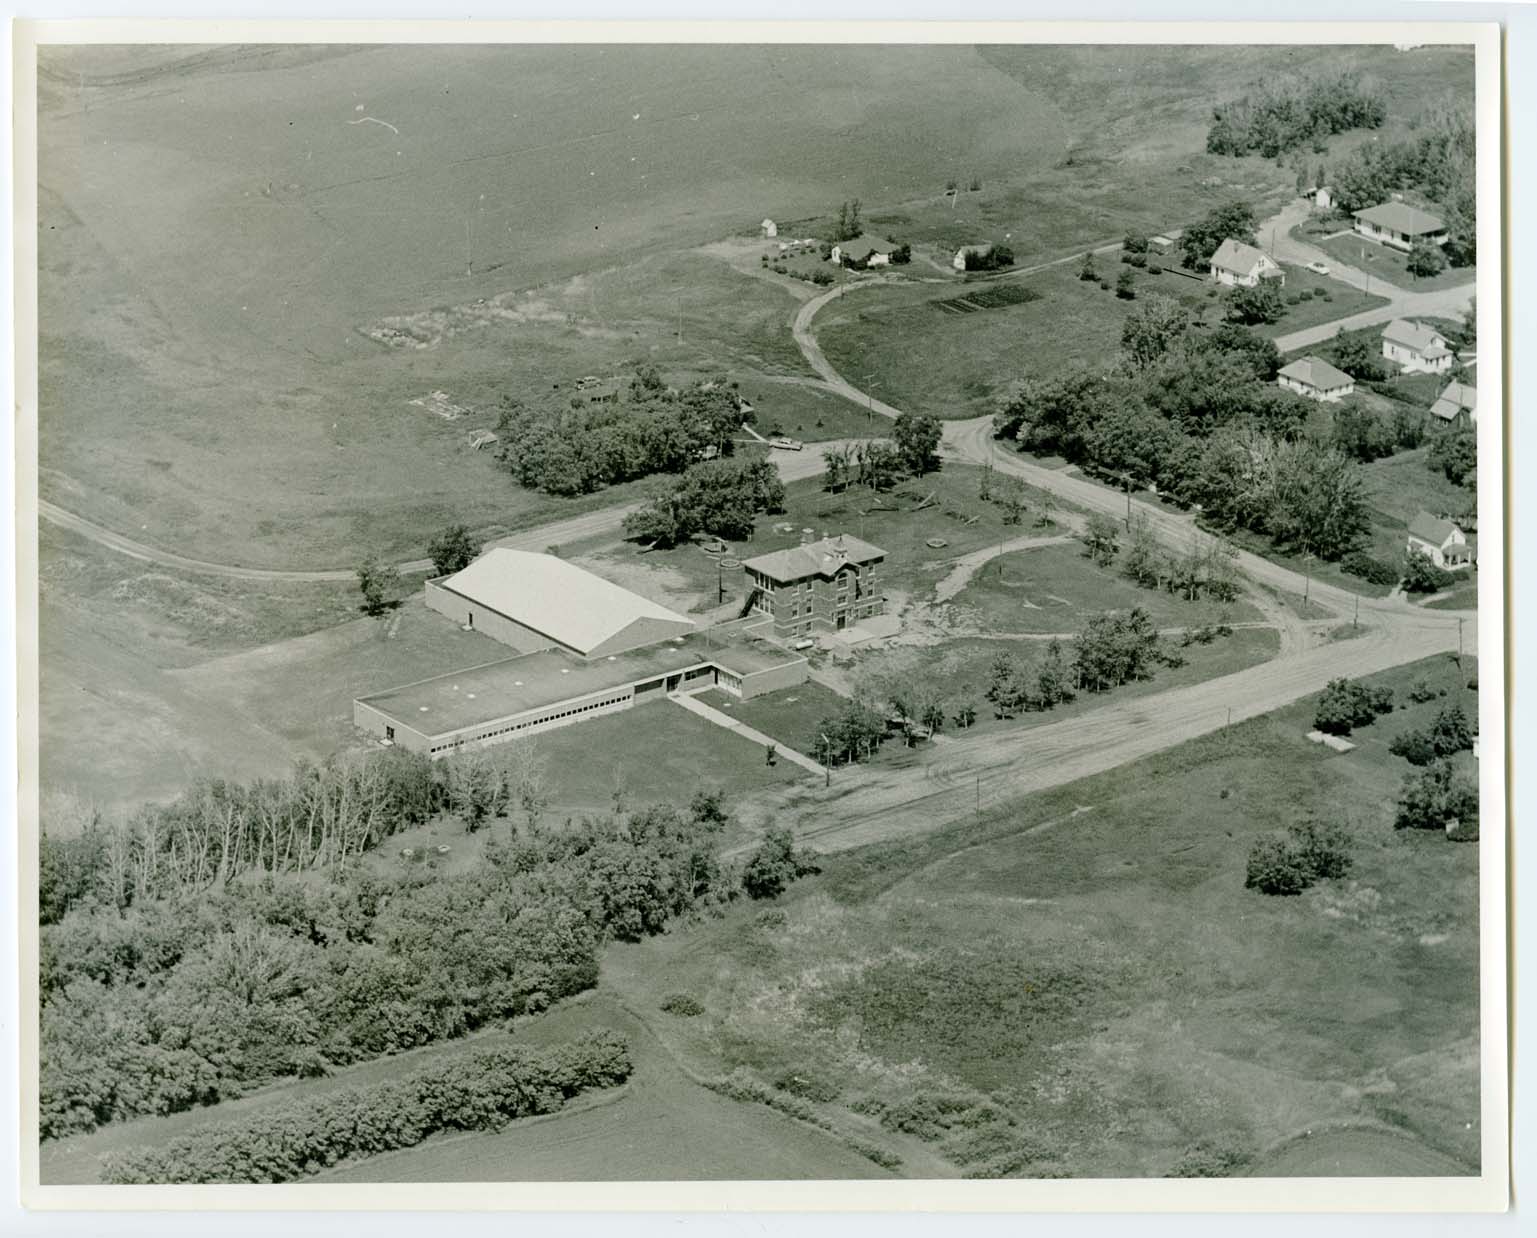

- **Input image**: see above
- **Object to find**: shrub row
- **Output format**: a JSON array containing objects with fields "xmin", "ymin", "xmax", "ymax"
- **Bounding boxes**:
[
  {"xmin": 1341, "ymin": 550, "xmax": 1401, "ymax": 587},
  {"xmin": 1388, "ymin": 703, "xmax": 1474, "ymax": 767},
  {"xmin": 101, "ymin": 1032, "xmax": 631, "ymax": 1184}
]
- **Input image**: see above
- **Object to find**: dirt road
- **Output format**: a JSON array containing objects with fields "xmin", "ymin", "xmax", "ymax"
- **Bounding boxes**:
[
  {"xmin": 728, "ymin": 613, "xmax": 1463, "ymax": 857},
  {"xmin": 37, "ymin": 441, "xmax": 855, "ymax": 582}
]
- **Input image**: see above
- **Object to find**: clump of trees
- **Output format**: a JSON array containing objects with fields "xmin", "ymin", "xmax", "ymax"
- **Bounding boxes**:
[
  {"xmin": 994, "ymin": 314, "xmax": 1368, "ymax": 563},
  {"xmin": 1180, "ymin": 201, "xmax": 1258, "ymax": 272},
  {"xmin": 1207, "ymin": 71, "xmax": 1386, "ymax": 159},
  {"xmin": 1073, "ymin": 607, "xmax": 1179, "ymax": 692},
  {"xmin": 427, "ymin": 524, "xmax": 480, "ymax": 575},
  {"xmin": 101, "ymin": 1033, "xmax": 632, "ymax": 1184},
  {"xmin": 1226, "ymin": 280, "xmax": 1284, "ymax": 325},
  {"xmin": 1245, "ymin": 817, "xmax": 1353, "ymax": 896},
  {"xmin": 893, "ymin": 409, "xmax": 943, "ymax": 475},
  {"xmin": 1388, "ymin": 702, "xmax": 1474, "ymax": 766},
  {"xmin": 813, "ymin": 696, "xmax": 889, "ymax": 765},
  {"xmin": 1313, "ymin": 677, "xmax": 1394, "ymax": 737},
  {"xmin": 1429, "ymin": 424, "xmax": 1476, "ymax": 491},
  {"xmin": 40, "ymin": 785, "xmax": 798, "ymax": 1139},
  {"xmin": 1407, "ymin": 240, "xmax": 1448, "ymax": 278},
  {"xmin": 1326, "ymin": 100, "xmax": 1475, "ymax": 264},
  {"xmin": 962, "ymin": 244, "xmax": 1015, "ymax": 272},
  {"xmin": 495, "ymin": 368, "xmax": 749, "ymax": 497},
  {"xmin": 356, "ymin": 555, "xmax": 402, "ymax": 616},
  {"xmin": 1402, "ymin": 549, "xmax": 1458, "ymax": 595},
  {"xmin": 830, "ymin": 199, "xmax": 863, "ymax": 243},
  {"xmin": 824, "ymin": 436, "xmax": 926, "ymax": 495},
  {"xmin": 1395, "ymin": 758, "xmax": 1478, "ymax": 833},
  {"xmin": 741, "ymin": 828, "xmax": 821, "ymax": 900},
  {"xmin": 622, "ymin": 456, "xmax": 785, "ymax": 547},
  {"xmin": 1329, "ymin": 330, "xmax": 1387, "ymax": 382}
]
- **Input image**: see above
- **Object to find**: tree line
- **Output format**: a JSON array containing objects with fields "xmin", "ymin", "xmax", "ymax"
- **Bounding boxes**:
[
  {"xmin": 495, "ymin": 366, "xmax": 749, "ymax": 497},
  {"xmin": 41, "ymin": 786, "xmax": 813, "ymax": 1139},
  {"xmin": 1206, "ymin": 69, "xmax": 1387, "ymax": 159}
]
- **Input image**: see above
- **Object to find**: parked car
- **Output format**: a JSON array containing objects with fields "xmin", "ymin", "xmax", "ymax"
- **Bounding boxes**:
[
  {"xmin": 768, "ymin": 437, "xmax": 804, "ymax": 451},
  {"xmin": 1307, "ymin": 260, "xmax": 1330, "ymax": 275}
]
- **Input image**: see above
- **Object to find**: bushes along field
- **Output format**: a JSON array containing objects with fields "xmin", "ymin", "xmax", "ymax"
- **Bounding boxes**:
[{"xmin": 101, "ymin": 1032, "xmax": 632, "ymax": 1184}]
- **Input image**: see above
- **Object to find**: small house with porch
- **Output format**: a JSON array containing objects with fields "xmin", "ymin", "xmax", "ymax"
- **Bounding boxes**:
[
  {"xmin": 1381, "ymin": 319, "xmax": 1454, "ymax": 374},
  {"xmin": 1407, "ymin": 512, "xmax": 1473, "ymax": 571},
  {"xmin": 1209, "ymin": 238, "xmax": 1284, "ymax": 288}
]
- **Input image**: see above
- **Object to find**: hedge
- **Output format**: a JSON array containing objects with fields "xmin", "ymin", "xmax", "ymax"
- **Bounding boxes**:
[{"xmin": 101, "ymin": 1032, "xmax": 631, "ymax": 1184}]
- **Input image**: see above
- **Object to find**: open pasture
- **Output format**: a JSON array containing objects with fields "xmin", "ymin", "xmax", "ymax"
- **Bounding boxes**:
[{"xmin": 605, "ymin": 654, "xmax": 1480, "ymax": 1178}]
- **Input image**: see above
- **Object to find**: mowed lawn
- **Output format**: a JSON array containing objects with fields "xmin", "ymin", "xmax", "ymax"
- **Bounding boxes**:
[
  {"xmin": 1253, "ymin": 263, "xmax": 1390, "ymax": 339},
  {"xmin": 1306, "ymin": 230, "xmax": 1477, "ymax": 294},
  {"xmin": 530, "ymin": 699, "xmax": 806, "ymax": 814},
  {"xmin": 951, "ymin": 542, "xmax": 1262, "ymax": 635},
  {"xmin": 603, "ymin": 655, "xmax": 1481, "ymax": 1178},
  {"xmin": 695, "ymin": 682, "xmax": 854, "ymax": 761}
]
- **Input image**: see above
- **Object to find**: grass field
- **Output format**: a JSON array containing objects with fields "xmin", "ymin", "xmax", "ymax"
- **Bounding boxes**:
[
  {"xmin": 522, "ymin": 699, "xmax": 807, "ymax": 815},
  {"xmin": 602, "ymin": 653, "xmax": 1481, "ymax": 1178},
  {"xmin": 696, "ymin": 682, "xmax": 856, "ymax": 761},
  {"xmin": 951, "ymin": 543, "xmax": 1262, "ymax": 634},
  {"xmin": 1305, "ymin": 231, "xmax": 1477, "ymax": 294}
]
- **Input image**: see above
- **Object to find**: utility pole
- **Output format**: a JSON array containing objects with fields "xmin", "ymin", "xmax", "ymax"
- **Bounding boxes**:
[
  {"xmin": 976, "ymin": 772, "xmax": 981, "ymax": 818},
  {"xmin": 1457, "ymin": 616, "xmax": 1464, "ymax": 665},
  {"xmin": 1353, "ymin": 592, "xmax": 1359, "ymax": 632}
]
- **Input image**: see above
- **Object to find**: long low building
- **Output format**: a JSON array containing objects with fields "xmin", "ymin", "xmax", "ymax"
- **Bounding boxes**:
[{"xmin": 354, "ymin": 631, "xmax": 807, "ymax": 756}]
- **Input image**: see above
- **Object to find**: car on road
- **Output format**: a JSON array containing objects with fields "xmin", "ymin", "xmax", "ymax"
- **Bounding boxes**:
[
  {"xmin": 1306, "ymin": 260, "xmax": 1330, "ymax": 275},
  {"xmin": 768, "ymin": 437, "xmax": 804, "ymax": 451}
]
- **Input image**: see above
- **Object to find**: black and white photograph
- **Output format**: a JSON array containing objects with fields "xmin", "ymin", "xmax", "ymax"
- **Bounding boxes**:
[{"xmin": 11, "ymin": 18, "xmax": 1509, "ymax": 1212}]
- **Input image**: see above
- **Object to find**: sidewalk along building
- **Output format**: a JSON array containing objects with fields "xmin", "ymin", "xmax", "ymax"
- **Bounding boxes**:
[
  {"xmin": 1406, "ymin": 511, "xmax": 1474, "ymax": 571},
  {"xmin": 1277, "ymin": 355, "xmax": 1357, "ymax": 403},
  {"xmin": 425, "ymin": 547, "xmax": 697, "ymax": 657},
  {"xmin": 1209, "ymin": 238, "xmax": 1284, "ymax": 288},
  {"xmin": 1352, "ymin": 202, "xmax": 1448, "ymax": 251},
  {"xmin": 354, "ymin": 630, "xmax": 808, "ymax": 756},
  {"xmin": 1380, "ymin": 319, "xmax": 1454, "ymax": 375},
  {"xmin": 740, "ymin": 533, "xmax": 886, "ymax": 639}
]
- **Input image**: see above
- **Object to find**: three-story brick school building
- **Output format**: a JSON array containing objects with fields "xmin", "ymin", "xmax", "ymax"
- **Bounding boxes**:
[{"xmin": 740, "ymin": 533, "xmax": 887, "ymax": 639}]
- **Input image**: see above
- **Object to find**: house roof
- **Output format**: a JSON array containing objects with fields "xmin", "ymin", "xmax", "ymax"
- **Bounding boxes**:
[
  {"xmin": 1407, "ymin": 511, "xmax": 1460, "ymax": 547},
  {"xmin": 1354, "ymin": 202, "xmax": 1446, "ymax": 236},
  {"xmin": 741, "ymin": 534, "xmax": 886, "ymax": 584},
  {"xmin": 1381, "ymin": 318, "xmax": 1450, "ymax": 356},
  {"xmin": 433, "ymin": 549, "xmax": 695, "ymax": 656},
  {"xmin": 1430, "ymin": 381, "xmax": 1477, "ymax": 421},
  {"xmin": 1209, "ymin": 238, "xmax": 1272, "ymax": 276},
  {"xmin": 836, "ymin": 239, "xmax": 894, "ymax": 261},
  {"xmin": 1278, "ymin": 356, "xmax": 1354, "ymax": 391}
]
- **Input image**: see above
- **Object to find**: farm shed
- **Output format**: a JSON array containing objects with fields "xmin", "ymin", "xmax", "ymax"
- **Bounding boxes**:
[{"xmin": 1430, "ymin": 381, "xmax": 1477, "ymax": 425}]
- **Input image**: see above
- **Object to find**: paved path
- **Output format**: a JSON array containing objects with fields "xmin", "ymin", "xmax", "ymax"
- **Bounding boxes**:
[
  {"xmin": 1257, "ymin": 198, "xmax": 1475, "ymax": 353},
  {"xmin": 932, "ymin": 533, "xmax": 1079, "ymax": 603},
  {"xmin": 668, "ymin": 691, "xmax": 827, "ymax": 776}
]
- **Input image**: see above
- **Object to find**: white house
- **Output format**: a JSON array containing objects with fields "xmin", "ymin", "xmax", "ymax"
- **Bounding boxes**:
[
  {"xmin": 1313, "ymin": 186, "xmax": 1334, "ymax": 210},
  {"xmin": 1353, "ymin": 202, "xmax": 1448, "ymax": 251},
  {"xmin": 1407, "ymin": 512, "xmax": 1473, "ymax": 570},
  {"xmin": 1277, "ymin": 356, "xmax": 1356, "ymax": 403},
  {"xmin": 953, "ymin": 244, "xmax": 985, "ymax": 271},
  {"xmin": 761, "ymin": 218, "xmax": 778, "ymax": 239},
  {"xmin": 1209, "ymin": 238, "xmax": 1284, "ymax": 288},
  {"xmin": 1381, "ymin": 319, "xmax": 1454, "ymax": 374},
  {"xmin": 1430, "ymin": 380, "xmax": 1477, "ymax": 426},
  {"xmin": 831, "ymin": 239, "xmax": 893, "ymax": 268}
]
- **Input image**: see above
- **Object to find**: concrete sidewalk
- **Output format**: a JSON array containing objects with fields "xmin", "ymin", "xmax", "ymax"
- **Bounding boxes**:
[{"xmin": 669, "ymin": 691, "xmax": 828, "ymax": 776}]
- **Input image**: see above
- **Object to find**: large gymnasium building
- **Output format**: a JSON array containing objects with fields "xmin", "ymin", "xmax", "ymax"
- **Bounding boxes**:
[{"xmin": 353, "ymin": 549, "xmax": 812, "ymax": 756}]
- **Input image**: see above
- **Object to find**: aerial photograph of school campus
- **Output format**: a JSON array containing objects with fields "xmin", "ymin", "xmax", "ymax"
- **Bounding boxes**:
[{"xmin": 33, "ymin": 41, "xmax": 1485, "ymax": 1185}]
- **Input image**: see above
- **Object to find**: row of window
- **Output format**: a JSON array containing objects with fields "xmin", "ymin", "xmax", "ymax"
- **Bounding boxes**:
[{"xmin": 427, "ymin": 692, "xmax": 633, "ymax": 754}]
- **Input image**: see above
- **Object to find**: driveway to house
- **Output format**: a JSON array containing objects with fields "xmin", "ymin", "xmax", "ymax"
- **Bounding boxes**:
[{"xmin": 1257, "ymin": 197, "xmax": 1475, "ymax": 353}]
